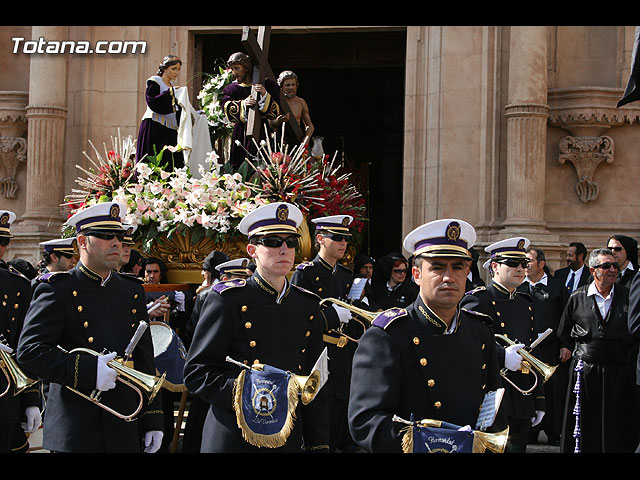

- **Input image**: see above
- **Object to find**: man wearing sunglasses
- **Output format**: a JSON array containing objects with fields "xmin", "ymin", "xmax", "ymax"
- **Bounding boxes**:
[
  {"xmin": 0, "ymin": 210, "xmax": 42, "ymax": 453},
  {"xmin": 37, "ymin": 237, "xmax": 79, "ymax": 275},
  {"xmin": 291, "ymin": 214, "xmax": 361, "ymax": 453},
  {"xmin": 607, "ymin": 234, "xmax": 638, "ymax": 288},
  {"xmin": 17, "ymin": 202, "xmax": 164, "ymax": 453},
  {"xmin": 184, "ymin": 202, "xmax": 329, "ymax": 452},
  {"xmin": 559, "ymin": 248, "xmax": 639, "ymax": 452},
  {"xmin": 460, "ymin": 237, "xmax": 545, "ymax": 453},
  {"xmin": 348, "ymin": 219, "xmax": 507, "ymax": 453}
]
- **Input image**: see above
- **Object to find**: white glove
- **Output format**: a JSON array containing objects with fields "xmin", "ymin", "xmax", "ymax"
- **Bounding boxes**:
[
  {"xmin": 174, "ymin": 291, "xmax": 185, "ymax": 312},
  {"xmin": 144, "ymin": 430, "xmax": 164, "ymax": 453},
  {"xmin": 457, "ymin": 425, "xmax": 473, "ymax": 432},
  {"xmin": 531, "ymin": 410, "xmax": 545, "ymax": 427},
  {"xmin": 96, "ymin": 352, "xmax": 118, "ymax": 391},
  {"xmin": 22, "ymin": 406, "xmax": 42, "ymax": 434},
  {"xmin": 332, "ymin": 304, "xmax": 352, "ymax": 324},
  {"xmin": 504, "ymin": 343, "xmax": 525, "ymax": 371}
]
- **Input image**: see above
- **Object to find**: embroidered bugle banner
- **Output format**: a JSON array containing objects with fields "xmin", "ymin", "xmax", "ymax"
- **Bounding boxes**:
[
  {"xmin": 402, "ymin": 425, "xmax": 475, "ymax": 453},
  {"xmin": 232, "ymin": 364, "xmax": 299, "ymax": 448}
]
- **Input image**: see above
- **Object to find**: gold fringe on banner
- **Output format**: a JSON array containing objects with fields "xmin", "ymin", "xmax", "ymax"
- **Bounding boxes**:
[
  {"xmin": 400, "ymin": 425, "xmax": 414, "ymax": 453},
  {"xmin": 232, "ymin": 369, "xmax": 300, "ymax": 448}
]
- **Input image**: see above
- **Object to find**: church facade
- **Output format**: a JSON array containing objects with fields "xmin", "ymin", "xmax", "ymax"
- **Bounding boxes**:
[{"xmin": 2, "ymin": 26, "xmax": 639, "ymax": 274}]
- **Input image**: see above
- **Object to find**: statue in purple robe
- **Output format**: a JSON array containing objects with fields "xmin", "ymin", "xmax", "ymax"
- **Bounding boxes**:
[{"xmin": 136, "ymin": 55, "xmax": 184, "ymax": 170}]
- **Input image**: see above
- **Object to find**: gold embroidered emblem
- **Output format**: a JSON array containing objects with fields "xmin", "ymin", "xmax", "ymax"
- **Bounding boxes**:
[
  {"xmin": 276, "ymin": 204, "xmax": 289, "ymax": 222},
  {"xmin": 446, "ymin": 222, "xmax": 461, "ymax": 242}
]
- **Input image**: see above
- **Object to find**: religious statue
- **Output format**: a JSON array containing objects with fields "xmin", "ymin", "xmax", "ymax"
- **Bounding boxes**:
[
  {"xmin": 136, "ymin": 55, "xmax": 212, "ymax": 173},
  {"xmin": 221, "ymin": 52, "xmax": 285, "ymax": 170},
  {"xmin": 136, "ymin": 55, "xmax": 185, "ymax": 170},
  {"xmin": 277, "ymin": 70, "xmax": 315, "ymax": 146}
]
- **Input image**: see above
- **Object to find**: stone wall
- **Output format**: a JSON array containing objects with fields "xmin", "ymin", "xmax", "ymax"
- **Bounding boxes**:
[{"xmin": 2, "ymin": 25, "xmax": 639, "ymax": 275}]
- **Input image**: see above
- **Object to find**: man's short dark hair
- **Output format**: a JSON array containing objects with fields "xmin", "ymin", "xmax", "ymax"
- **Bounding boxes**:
[
  {"xmin": 569, "ymin": 242, "xmax": 587, "ymax": 261},
  {"xmin": 527, "ymin": 247, "xmax": 546, "ymax": 263},
  {"xmin": 144, "ymin": 257, "xmax": 168, "ymax": 283}
]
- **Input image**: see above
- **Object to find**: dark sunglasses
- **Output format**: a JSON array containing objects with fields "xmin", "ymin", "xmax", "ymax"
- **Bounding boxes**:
[
  {"xmin": 85, "ymin": 230, "xmax": 125, "ymax": 242},
  {"xmin": 255, "ymin": 236, "xmax": 299, "ymax": 249},
  {"xmin": 58, "ymin": 252, "xmax": 77, "ymax": 259},
  {"xmin": 323, "ymin": 233, "xmax": 350, "ymax": 242},
  {"xmin": 608, "ymin": 246, "xmax": 624, "ymax": 252},
  {"xmin": 393, "ymin": 268, "xmax": 407, "ymax": 274},
  {"xmin": 0, "ymin": 237, "xmax": 10, "ymax": 247},
  {"xmin": 497, "ymin": 258, "xmax": 530, "ymax": 268},
  {"xmin": 593, "ymin": 261, "xmax": 619, "ymax": 271}
]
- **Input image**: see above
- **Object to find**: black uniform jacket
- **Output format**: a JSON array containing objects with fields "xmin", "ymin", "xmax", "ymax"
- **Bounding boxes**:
[
  {"xmin": 460, "ymin": 282, "xmax": 545, "ymax": 419},
  {"xmin": 0, "ymin": 262, "xmax": 41, "ymax": 426},
  {"xmin": 16, "ymin": 263, "xmax": 163, "ymax": 453},
  {"xmin": 348, "ymin": 295, "xmax": 506, "ymax": 453},
  {"xmin": 291, "ymin": 255, "xmax": 354, "ymax": 332},
  {"xmin": 183, "ymin": 272, "xmax": 329, "ymax": 452},
  {"xmin": 291, "ymin": 255, "xmax": 362, "ymax": 399},
  {"xmin": 517, "ymin": 276, "xmax": 569, "ymax": 364}
]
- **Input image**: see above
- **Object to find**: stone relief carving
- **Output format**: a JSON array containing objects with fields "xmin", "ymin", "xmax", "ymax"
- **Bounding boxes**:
[
  {"xmin": 548, "ymin": 87, "xmax": 640, "ymax": 203},
  {"xmin": 558, "ymin": 135, "xmax": 613, "ymax": 203},
  {"xmin": 0, "ymin": 91, "xmax": 29, "ymax": 199},
  {"xmin": 0, "ymin": 136, "xmax": 27, "ymax": 199}
]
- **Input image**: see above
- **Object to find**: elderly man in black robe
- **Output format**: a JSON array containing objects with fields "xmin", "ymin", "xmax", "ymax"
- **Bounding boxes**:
[{"xmin": 559, "ymin": 247, "xmax": 639, "ymax": 453}]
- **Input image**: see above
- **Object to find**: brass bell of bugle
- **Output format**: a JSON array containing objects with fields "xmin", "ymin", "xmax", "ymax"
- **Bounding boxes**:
[
  {"xmin": 495, "ymin": 333, "xmax": 557, "ymax": 395},
  {"xmin": 292, "ymin": 370, "xmax": 321, "ymax": 405},
  {"xmin": 0, "ymin": 348, "xmax": 38, "ymax": 398},
  {"xmin": 472, "ymin": 427, "xmax": 510, "ymax": 453}
]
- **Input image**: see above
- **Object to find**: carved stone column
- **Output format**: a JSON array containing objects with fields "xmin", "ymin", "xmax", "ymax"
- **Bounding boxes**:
[
  {"xmin": 20, "ymin": 26, "xmax": 68, "ymax": 230},
  {"xmin": 10, "ymin": 26, "xmax": 68, "ymax": 265},
  {"xmin": 501, "ymin": 26, "xmax": 552, "ymax": 238}
]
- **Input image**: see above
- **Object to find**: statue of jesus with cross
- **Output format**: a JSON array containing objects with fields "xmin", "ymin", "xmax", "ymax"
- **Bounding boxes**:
[{"xmin": 221, "ymin": 26, "xmax": 304, "ymax": 170}]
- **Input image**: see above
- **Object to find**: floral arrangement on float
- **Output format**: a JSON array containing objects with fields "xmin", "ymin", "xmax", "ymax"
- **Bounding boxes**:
[
  {"xmin": 236, "ymin": 131, "xmax": 366, "ymax": 252},
  {"xmin": 197, "ymin": 62, "xmax": 235, "ymax": 159},
  {"xmin": 63, "ymin": 129, "xmax": 366, "ymax": 280}
]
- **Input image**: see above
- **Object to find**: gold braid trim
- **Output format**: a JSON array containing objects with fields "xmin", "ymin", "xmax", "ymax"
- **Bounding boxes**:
[
  {"xmin": 399, "ymin": 425, "xmax": 414, "ymax": 453},
  {"xmin": 142, "ymin": 409, "xmax": 163, "ymax": 417},
  {"xmin": 10, "ymin": 438, "xmax": 29, "ymax": 452},
  {"xmin": 73, "ymin": 353, "xmax": 80, "ymax": 389},
  {"xmin": 307, "ymin": 444, "xmax": 330, "ymax": 451},
  {"xmin": 160, "ymin": 381, "xmax": 188, "ymax": 393},
  {"xmin": 232, "ymin": 369, "xmax": 300, "ymax": 448}
]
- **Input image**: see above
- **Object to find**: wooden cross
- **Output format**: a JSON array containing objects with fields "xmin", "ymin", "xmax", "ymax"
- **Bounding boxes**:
[{"xmin": 241, "ymin": 26, "xmax": 303, "ymax": 144}]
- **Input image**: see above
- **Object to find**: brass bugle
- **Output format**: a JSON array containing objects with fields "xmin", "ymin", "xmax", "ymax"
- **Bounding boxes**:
[
  {"xmin": 65, "ymin": 347, "xmax": 166, "ymax": 422},
  {"xmin": 0, "ymin": 344, "xmax": 38, "ymax": 398},
  {"xmin": 319, "ymin": 297, "xmax": 377, "ymax": 325},
  {"xmin": 472, "ymin": 427, "xmax": 510, "ymax": 454},
  {"xmin": 495, "ymin": 333, "xmax": 557, "ymax": 395},
  {"xmin": 319, "ymin": 297, "xmax": 378, "ymax": 343},
  {"xmin": 292, "ymin": 369, "xmax": 321, "ymax": 405}
]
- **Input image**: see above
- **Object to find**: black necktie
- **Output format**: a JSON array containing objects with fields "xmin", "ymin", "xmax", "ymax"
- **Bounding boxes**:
[{"xmin": 567, "ymin": 271, "xmax": 575, "ymax": 293}]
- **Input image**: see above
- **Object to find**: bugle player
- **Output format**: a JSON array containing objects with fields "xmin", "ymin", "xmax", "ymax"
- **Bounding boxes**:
[{"xmin": 17, "ymin": 202, "xmax": 164, "ymax": 453}]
